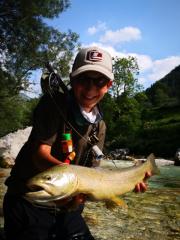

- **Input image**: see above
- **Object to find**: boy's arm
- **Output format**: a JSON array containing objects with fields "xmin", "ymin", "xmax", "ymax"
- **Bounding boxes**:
[{"xmin": 32, "ymin": 143, "xmax": 64, "ymax": 171}]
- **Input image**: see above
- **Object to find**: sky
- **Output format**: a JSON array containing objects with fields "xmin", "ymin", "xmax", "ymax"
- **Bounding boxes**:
[{"xmin": 32, "ymin": 0, "xmax": 180, "ymax": 95}]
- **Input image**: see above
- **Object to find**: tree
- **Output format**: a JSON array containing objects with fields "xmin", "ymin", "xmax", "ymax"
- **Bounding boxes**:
[
  {"xmin": 100, "ymin": 93, "xmax": 119, "ymax": 142},
  {"xmin": 114, "ymin": 94, "xmax": 142, "ymax": 140},
  {"xmin": 0, "ymin": 0, "xmax": 79, "ymax": 97},
  {"xmin": 112, "ymin": 56, "xmax": 142, "ymax": 98},
  {"xmin": 101, "ymin": 57, "xmax": 143, "ymax": 150},
  {"xmin": 0, "ymin": 0, "xmax": 80, "ymax": 136}
]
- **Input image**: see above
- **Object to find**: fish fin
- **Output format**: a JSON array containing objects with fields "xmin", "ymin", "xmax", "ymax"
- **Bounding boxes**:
[
  {"xmin": 105, "ymin": 197, "xmax": 128, "ymax": 209},
  {"xmin": 147, "ymin": 153, "xmax": 160, "ymax": 175}
]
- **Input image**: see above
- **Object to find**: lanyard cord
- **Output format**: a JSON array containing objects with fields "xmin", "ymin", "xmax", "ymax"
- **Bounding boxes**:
[{"xmin": 46, "ymin": 87, "xmax": 94, "ymax": 147}]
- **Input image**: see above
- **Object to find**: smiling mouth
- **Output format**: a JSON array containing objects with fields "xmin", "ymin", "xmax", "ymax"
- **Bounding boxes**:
[{"xmin": 83, "ymin": 95, "xmax": 97, "ymax": 100}]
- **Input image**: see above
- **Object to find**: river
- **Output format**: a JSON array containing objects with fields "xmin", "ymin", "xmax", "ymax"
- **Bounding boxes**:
[
  {"xmin": 0, "ymin": 162, "xmax": 180, "ymax": 240},
  {"xmin": 83, "ymin": 162, "xmax": 180, "ymax": 240}
]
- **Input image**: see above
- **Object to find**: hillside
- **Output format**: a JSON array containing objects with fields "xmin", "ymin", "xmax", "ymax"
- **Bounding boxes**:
[
  {"xmin": 140, "ymin": 65, "xmax": 180, "ymax": 157},
  {"xmin": 146, "ymin": 65, "xmax": 180, "ymax": 106},
  {"xmin": 160, "ymin": 65, "xmax": 180, "ymax": 98}
]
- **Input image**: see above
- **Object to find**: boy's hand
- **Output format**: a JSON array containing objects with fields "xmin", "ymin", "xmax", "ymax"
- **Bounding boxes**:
[
  {"xmin": 74, "ymin": 193, "xmax": 87, "ymax": 204},
  {"xmin": 134, "ymin": 171, "xmax": 152, "ymax": 193}
]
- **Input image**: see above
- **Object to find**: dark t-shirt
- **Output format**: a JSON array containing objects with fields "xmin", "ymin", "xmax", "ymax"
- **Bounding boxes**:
[{"xmin": 5, "ymin": 92, "xmax": 106, "ymax": 195}]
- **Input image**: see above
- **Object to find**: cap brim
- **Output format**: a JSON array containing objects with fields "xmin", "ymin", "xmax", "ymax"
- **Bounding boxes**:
[{"xmin": 70, "ymin": 65, "xmax": 114, "ymax": 80}]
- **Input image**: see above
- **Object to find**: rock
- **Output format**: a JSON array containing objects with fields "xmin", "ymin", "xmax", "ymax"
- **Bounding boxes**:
[
  {"xmin": 0, "ymin": 127, "xmax": 32, "ymax": 168},
  {"xmin": 0, "ymin": 156, "xmax": 14, "ymax": 168},
  {"xmin": 174, "ymin": 148, "xmax": 180, "ymax": 166},
  {"xmin": 137, "ymin": 158, "xmax": 174, "ymax": 166},
  {"xmin": 154, "ymin": 158, "xmax": 174, "ymax": 166},
  {"xmin": 108, "ymin": 148, "xmax": 130, "ymax": 160},
  {"xmin": 101, "ymin": 158, "xmax": 174, "ymax": 169}
]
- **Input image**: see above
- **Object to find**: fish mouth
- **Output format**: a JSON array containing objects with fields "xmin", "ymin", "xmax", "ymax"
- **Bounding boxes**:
[
  {"xmin": 25, "ymin": 183, "xmax": 69, "ymax": 202},
  {"xmin": 27, "ymin": 180, "xmax": 52, "ymax": 194},
  {"xmin": 26, "ymin": 182, "xmax": 54, "ymax": 200},
  {"xmin": 25, "ymin": 188, "xmax": 64, "ymax": 202},
  {"xmin": 28, "ymin": 184, "xmax": 43, "ymax": 192}
]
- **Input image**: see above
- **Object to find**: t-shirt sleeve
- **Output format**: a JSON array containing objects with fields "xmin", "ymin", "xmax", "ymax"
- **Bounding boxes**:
[{"xmin": 32, "ymin": 94, "xmax": 64, "ymax": 146}]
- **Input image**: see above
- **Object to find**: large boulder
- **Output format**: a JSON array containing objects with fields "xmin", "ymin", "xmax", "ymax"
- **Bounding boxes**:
[{"xmin": 0, "ymin": 127, "xmax": 32, "ymax": 168}]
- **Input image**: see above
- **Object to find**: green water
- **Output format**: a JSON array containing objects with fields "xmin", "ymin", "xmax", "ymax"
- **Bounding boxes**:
[{"xmin": 83, "ymin": 165, "xmax": 180, "ymax": 240}]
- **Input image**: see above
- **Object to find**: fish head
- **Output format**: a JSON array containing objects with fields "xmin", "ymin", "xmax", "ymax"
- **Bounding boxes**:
[{"xmin": 25, "ymin": 164, "xmax": 78, "ymax": 202}]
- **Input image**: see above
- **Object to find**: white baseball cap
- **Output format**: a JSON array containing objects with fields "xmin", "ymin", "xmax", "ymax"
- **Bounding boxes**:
[{"xmin": 70, "ymin": 47, "xmax": 114, "ymax": 80}]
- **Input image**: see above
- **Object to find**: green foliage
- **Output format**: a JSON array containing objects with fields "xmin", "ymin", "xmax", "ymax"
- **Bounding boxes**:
[
  {"xmin": 146, "ymin": 81, "xmax": 170, "ymax": 107},
  {"xmin": 114, "ymin": 94, "xmax": 142, "ymax": 135},
  {"xmin": 103, "ymin": 58, "xmax": 180, "ymax": 157},
  {"xmin": 0, "ymin": 95, "xmax": 39, "ymax": 137},
  {"xmin": 112, "ymin": 56, "xmax": 142, "ymax": 98},
  {"xmin": 101, "ymin": 56, "xmax": 143, "ymax": 150},
  {"xmin": 139, "ymin": 122, "xmax": 180, "ymax": 157},
  {"xmin": 0, "ymin": 0, "xmax": 79, "ymax": 97},
  {"xmin": 146, "ymin": 65, "xmax": 180, "ymax": 107},
  {"xmin": 161, "ymin": 65, "xmax": 180, "ymax": 101},
  {"xmin": 138, "ymin": 66, "xmax": 180, "ymax": 157},
  {"xmin": 21, "ymin": 97, "xmax": 40, "ymax": 126},
  {"xmin": 0, "ymin": 0, "xmax": 79, "ymax": 136},
  {"xmin": 101, "ymin": 93, "xmax": 119, "ymax": 141}
]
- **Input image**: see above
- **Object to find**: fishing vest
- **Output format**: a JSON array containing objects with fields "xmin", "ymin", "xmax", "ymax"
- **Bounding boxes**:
[{"xmin": 51, "ymin": 90, "xmax": 106, "ymax": 167}]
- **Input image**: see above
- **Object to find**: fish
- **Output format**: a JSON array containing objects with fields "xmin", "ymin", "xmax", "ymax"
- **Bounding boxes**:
[{"xmin": 25, "ymin": 153, "xmax": 159, "ymax": 208}]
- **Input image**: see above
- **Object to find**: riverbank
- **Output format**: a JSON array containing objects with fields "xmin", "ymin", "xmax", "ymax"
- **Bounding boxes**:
[{"xmin": 0, "ymin": 127, "xmax": 177, "ymax": 168}]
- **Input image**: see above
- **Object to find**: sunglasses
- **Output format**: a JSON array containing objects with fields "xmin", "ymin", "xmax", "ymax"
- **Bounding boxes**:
[{"xmin": 74, "ymin": 74, "xmax": 110, "ymax": 88}]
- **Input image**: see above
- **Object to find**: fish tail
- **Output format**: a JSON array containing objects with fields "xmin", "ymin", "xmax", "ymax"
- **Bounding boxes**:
[{"xmin": 147, "ymin": 153, "xmax": 160, "ymax": 175}]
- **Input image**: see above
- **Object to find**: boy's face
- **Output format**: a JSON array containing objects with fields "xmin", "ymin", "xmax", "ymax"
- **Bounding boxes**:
[{"xmin": 72, "ymin": 71, "xmax": 112, "ymax": 112}]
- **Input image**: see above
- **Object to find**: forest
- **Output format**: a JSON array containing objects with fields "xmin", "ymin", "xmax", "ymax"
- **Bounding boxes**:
[{"xmin": 0, "ymin": 0, "xmax": 180, "ymax": 158}]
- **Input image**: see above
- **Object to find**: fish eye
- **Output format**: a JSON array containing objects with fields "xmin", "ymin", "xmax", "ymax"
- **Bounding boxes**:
[{"xmin": 43, "ymin": 175, "xmax": 51, "ymax": 181}]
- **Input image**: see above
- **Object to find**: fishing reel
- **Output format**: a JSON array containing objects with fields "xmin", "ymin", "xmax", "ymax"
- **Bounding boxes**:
[
  {"xmin": 41, "ymin": 71, "xmax": 60, "ymax": 94},
  {"xmin": 41, "ymin": 63, "xmax": 68, "ymax": 95}
]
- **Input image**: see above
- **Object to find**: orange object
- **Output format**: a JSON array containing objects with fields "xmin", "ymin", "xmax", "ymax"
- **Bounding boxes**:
[
  {"xmin": 61, "ymin": 133, "xmax": 73, "ymax": 154},
  {"xmin": 61, "ymin": 133, "xmax": 76, "ymax": 164},
  {"xmin": 64, "ymin": 151, "xmax": 76, "ymax": 164}
]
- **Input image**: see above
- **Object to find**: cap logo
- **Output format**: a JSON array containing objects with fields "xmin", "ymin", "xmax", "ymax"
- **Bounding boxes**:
[{"xmin": 86, "ymin": 50, "xmax": 103, "ymax": 62}]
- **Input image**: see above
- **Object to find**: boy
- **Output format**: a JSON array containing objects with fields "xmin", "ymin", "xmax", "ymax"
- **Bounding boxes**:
[{"xmin": 3, "ymin": 47, "xmax": 149, "ymax": 240}]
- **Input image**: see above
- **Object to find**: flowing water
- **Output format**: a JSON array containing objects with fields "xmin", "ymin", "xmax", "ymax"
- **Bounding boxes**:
[
  {"xmin": 0, "ymin": 163, "xmax": 180, "ymax": 240},
  {"xmin": 83, "ymin": 163, "xmax": 180, "ymax": 240}
]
